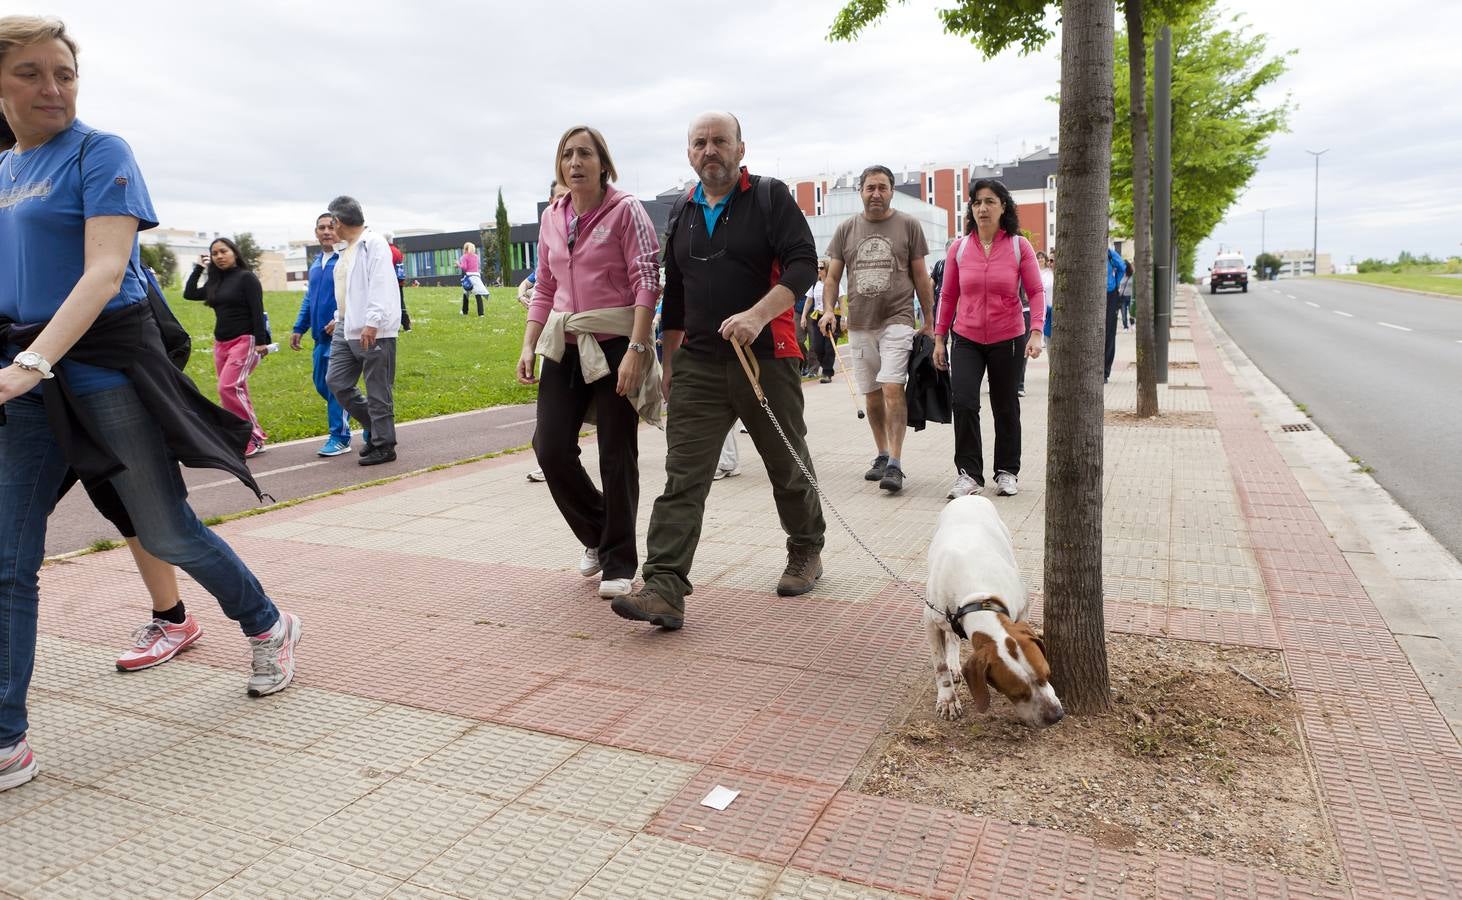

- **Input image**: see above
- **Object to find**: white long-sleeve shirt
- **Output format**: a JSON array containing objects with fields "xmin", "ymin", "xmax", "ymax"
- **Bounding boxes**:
[{"xmin": 333, "ymin": 227, "xmax": 401, "ymax": 339}]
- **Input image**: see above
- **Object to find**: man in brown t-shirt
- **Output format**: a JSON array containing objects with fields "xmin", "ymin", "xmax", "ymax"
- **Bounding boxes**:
[{"xmin": 822, "ymin": 165, "xmax": 934, "ymax": 493}]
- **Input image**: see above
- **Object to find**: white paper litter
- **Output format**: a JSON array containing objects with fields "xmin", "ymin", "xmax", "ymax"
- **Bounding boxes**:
[{"xmin": 699, "ymin": 785, "xmax": 740, "ymax": 810}]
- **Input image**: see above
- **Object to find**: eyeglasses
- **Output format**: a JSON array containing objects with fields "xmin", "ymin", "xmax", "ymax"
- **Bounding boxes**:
[{"xmin": 688, "ymin": 215, "xmax": 729, "ymax": 263}]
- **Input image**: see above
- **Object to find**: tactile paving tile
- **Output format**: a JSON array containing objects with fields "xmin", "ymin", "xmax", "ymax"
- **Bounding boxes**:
[
  {"xmin": 1326, "ymin": 801, "xmax": 1462, "ymax": 899},
  {"xmin": 518, "ymin": 744, "xmax": 700, "ymax": 829},
  {"xmin": 406, "ymin": 722, "xmax": 582, "ymax": 800},
  {"xmin": 1164, "ymin": 608, "xmax": 1282, "ymax": 649},
  {"xmin": 291, "ymin": 777, "xmax": 504, "ymax": 880},
  {"xmin": 42, "ymin": 813, "xmax": 276, "ymax": 899},
  {"xmin": 25, "ymin": 695, "xmax": 199, "ymax": 787},
  {"xmin": 598, "ymin": 697, "xmax": 758, "ymax": 763},
  {"xmin": 963, "ymin": 822, "xmax": 1148, "ymax": 899},
  {"xmin": 0, "ymin": 788, "xmax": 155, "ymax": 894},
  {"xmin": 766, "ymin": 669, "xmax": 907, "ymax": 728},
  {"xmin": 0, "ymin": 774, "xmax": 70, "ymax": 825},
  {"xmin": 382, "ymin": 884, "xmax": 459, "ymax": 899},
  {"xmin": 27, "ymin": 636, "xmax": 118, "ymax": 692},
  {"xmin": 410, "ymin": 803, "xmax": 632, "ymax": 898},
  {"xmin": 646, "ymin": 765, "xmax": 839, "ymax": 866},
  {"xmin": 1168, "ymin": 582, "xmax": 1267, "ymax": 614},
  {"xmin": 196, "ymin": 746, "xmax": 394, "ymax": 842},
  {"xmin": 497, "ymin": 678, "xmax": 646, "ymax": 742},
  {"xmin": 791, "ymin": 792, "xmax": 984, "ymax": 898},
  {"xmin": 97, "ymin": 731, "xmax": 295, "ymax": 817},
  {"xmin": 1296, "ymin": 692, "xmax": 1461, "ymax": 760},
  {"xmin": 573, "ymin": 833, "xmax": 780, "ymax": 899},
  {"xmin": 768, "ymin": 869, "xmax": 911, "ymax": 899},
  {"xmin": 304, "ymin": 703, "xmax": 475, "ymax": 773},
  {"xmin": 1308, "ymin": 740, "xmax": 1462, "ymax": 827},
  {"xmin": 711, "ymin": 710, "xmax": 881, "ymax": 785},
  {"xmin": 219, "ymin": 686, "xmax": 384, "ymax": 750},
  {"xmin": 1276, "ymin": 619, "xmax": 1402, "ymax": 659},
  {"xmin": 1266, "ymin": 590, "xmax": 1385, "ymax": 628},
  {"xmin": 1152, "ymin": 853, "xmax": 1349, "ymax": 899},
  {"xmin": 1284, "ymin": 650, "xmax": 1425, "ymax": 699},
  {"xmin": 201, "ymin": 846, "xmax": 402, "ymax": 899}
]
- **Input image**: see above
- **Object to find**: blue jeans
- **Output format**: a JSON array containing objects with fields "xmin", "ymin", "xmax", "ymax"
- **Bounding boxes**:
[
  {"xmin": 0, "ymin": 385, "xmax": 279, "ymax": 745},
  {"xmin": 312, "ymin": 339, "xmax": 351, "ymax": 442}
]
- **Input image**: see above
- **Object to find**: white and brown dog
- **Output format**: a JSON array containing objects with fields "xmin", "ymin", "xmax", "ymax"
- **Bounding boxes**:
[{"xmin": 925, "ymin": 495, "xmax": 1064, "ymax": 728}]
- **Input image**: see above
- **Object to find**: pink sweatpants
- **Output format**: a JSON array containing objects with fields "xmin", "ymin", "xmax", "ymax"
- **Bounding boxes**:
[{"xmin": 213, "ymin": 334, "xmax": 266, "ymax": 443}]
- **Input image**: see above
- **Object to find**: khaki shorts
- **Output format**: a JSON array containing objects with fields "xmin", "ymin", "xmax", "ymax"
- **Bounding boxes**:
[{"xmin": 847, "ymin": 323, "xmax": 916, "ymax": 395}]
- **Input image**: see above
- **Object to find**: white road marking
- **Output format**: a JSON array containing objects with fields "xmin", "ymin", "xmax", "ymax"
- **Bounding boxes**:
[
  {"xmin": 496, "ymin": 417, "xmax": 537, "ymax": 429},
  {"xmin": 1333, "ymin": 310, "xmax": 1354, "ymax": 318},
  {"xmin": 1377, "ymin": 322, "xmax": 1413, "ymax": 332},
  {"xmin": 1305, "ymin": 301, "xmax": 1321, "ymax": 308},
  {"xmin": 1285, "ymin": 293, "xmax": 1298, "ymax": 299},
  {"xmin": 193, "ymin": 459, "xmax": 330, "ymax": 490}
]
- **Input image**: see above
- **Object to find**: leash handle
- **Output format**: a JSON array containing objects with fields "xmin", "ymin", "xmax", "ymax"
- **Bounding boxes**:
[{"xmin": 730, "ymin": 338, "xmax": 766, "ymax": 405}]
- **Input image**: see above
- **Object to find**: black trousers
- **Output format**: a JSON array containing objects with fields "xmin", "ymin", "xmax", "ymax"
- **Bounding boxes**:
[
  {"xmin": 1016, "ymin": 306, "xmax": 1031, "ymax": 391},
  {"xmin": 808, "ymin": 318, "xmax": 840, "ymax": 376},
  {"xmin": 1104, "ymin": 290, "xmax": 1123, "ymax": 378},
  {"xmin": 533, "ymin": 338, "xmax": 640, "ymax": 580},
  {"xmin": 463, "ymin": 292, "xmax": 484, "ymax": 316},
  {"xmin": 950, "ymin": 331, "xmax": 1027, "ymax": 482}
]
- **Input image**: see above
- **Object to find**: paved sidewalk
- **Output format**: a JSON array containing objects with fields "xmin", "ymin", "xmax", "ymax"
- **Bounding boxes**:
[{"xmin": 5, "ymin": 290, "xmax": 1458, "ymax": 898}]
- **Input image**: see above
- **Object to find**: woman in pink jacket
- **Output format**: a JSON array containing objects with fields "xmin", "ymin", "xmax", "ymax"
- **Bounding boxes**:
[
  {"xmin": 934, "ymin": 178, "xmax": 1045, "ymax": 500},
  {"xmin": 515, "ymin": 125, "xmax": 659, "ymax": 600}
]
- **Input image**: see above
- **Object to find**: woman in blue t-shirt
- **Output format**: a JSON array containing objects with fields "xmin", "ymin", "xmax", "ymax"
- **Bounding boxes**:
[{"xmin": 0, "ymin": 16, "xmax": 304, "ymax": 793}]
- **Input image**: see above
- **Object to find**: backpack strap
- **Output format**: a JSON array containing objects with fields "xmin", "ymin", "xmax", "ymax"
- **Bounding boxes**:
[{"xmin": 661, "ymin": 188, "xmax": 693, "ymax": 261}]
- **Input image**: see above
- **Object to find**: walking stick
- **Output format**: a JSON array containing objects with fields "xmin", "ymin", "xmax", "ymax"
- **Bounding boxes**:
[{"xmin": 830, "ymin": 337, "xmax": 865, "ymax": 419}]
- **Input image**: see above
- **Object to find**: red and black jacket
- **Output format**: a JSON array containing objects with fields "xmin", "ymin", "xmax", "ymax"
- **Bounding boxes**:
[{"xmin": 660, "ymin": 168, "xmax": 818, "ymax": 361}]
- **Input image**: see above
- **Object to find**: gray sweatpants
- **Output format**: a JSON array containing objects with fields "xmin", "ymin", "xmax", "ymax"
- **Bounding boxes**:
[{"xmin": 326, "ymin": 333, "xmax": 397, "ymax": 450}]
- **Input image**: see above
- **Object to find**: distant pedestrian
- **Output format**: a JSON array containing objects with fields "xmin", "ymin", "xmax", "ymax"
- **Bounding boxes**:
[
  {"xmin": 802, "ymin": 261, "xmax": 837, "ymax": 381},
  {"xmin": 459, "ymin": 241, "xmax": 490, "ymax": 316},
  {"xmin": 1103, "ymin": 244, "xmax": 1127, "ymax": 382},
  {"xmin": 183, "ymin": 237, "xmax": 271, "ymax": 457},
  {"xmin": 518, "ymin": 125, "xmax": 661, "ymax": 600},
  {"xmin": 935, "ymin": 178, "xmax": 1045, "ymax": 499},
  {"xmin": 822, "ymin": 163, "xmax": 935, "ymax": 493},
  {"xmin": 385, "ymin": 231, "xmax": 411, "ymax": 331},
  {"xmin": 611, "ymin": 111, "xmax": 823, "ymax": 632},
  {"xmin": 289, "ymin": 212, "xmax": 353, "ymax": 457},
  {"xmin": 1038, "ymin": 251, "xmax": 1054, "ymax": 340},
  {"xmin": 324, "ymin": 195, "xmax": 402, "ymax": 466}
]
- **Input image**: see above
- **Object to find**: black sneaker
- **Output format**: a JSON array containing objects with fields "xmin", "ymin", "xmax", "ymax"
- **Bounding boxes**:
[
  {"xmin": 358, "ymin": 447, "xmax": 397, "ymax": 466},
  {"xmin": 358, "ymin": 431, "xmax": 373, "ymax": 456},
  {"xmin": 864, "ymin": 453, "xmax": 889, "ymax": 481},
  {"xmin": 879, "ymin": 463, "xmax": 905, "ymax": 493},
  {"xmin": 819, "ymin": 375, "xmax": 832, "ymax": 384}
]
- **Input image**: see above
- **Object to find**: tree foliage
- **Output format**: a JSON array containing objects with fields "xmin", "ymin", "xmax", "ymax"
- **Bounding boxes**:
[
  {"xmin": 1252, "ymin": 251, "xmax": 1281, "ymax": 279},
  {"xmin": 495, "ymin": 189, "xmax": 513, "ymax": 284},
  {"xmin": 831, "ymin": 0, "xmax": 1055, "ymax": 57},
  {"xmin": 139, "ymin": 240, "xmax": 177, "ymax": 287},
  {"xmin": 1110, "ymin": 8, "xmax": 1292, "ymax": 280},
  {"xmin": 232, "ymin": 231, "xmax": 265, "ymax": 272}
]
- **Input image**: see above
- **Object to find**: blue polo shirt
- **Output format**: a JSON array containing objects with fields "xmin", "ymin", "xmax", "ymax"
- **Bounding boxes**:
[
  {"xmin": 692, "ymin": 183, "xmax": 733, "ymax": 236},
  {"xmin": 0, "ymin": 120, "xmax": 158, "ymax": 394}
]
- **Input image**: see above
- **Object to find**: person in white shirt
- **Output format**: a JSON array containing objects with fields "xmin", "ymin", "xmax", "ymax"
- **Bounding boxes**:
[{"xmin": 323, "ymin": 195, "xmax": 401, "ymax": 466}]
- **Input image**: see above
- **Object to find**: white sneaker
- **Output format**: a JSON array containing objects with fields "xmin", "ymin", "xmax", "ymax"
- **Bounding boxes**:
[
  {"xmin": 713, "ymin": 466, "xmax": 741, "ymax": 481},
  {"xmin": 946, "ymin": 471, "xmax": 981, "ymax": 500},
  {"xmin": 526, "ymin": 467, "xmax": 546, "ymax": 483},
  {"xmin": 246, "ymin": 612, "xmax": 301, "ymax": 697},
  {"xmin": 578, "ymin": 548, "xmax": 601, "ymax": 577},
  {"xmin": 598, "ymin": 577, "xmax": 633, "ymax": 598},
  {"xmin": 995, "ymin": 471, "xmax": 1019, "ymax": 496}
]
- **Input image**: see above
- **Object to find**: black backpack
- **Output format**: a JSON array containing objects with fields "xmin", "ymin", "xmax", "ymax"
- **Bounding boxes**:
[{"xmin": 662, "ymin": 175, "xmax": 777, "ymax": 261}]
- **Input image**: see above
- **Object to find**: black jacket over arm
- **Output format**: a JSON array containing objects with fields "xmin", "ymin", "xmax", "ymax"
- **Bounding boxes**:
[{"xmin": 0, "ymin": 303, "xmax": 264, "ymax": 499}]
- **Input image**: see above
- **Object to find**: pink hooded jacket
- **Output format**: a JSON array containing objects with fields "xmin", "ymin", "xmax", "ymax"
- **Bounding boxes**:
[
  {"xmin": 529, "ymin": 186, "xmax": 660, "ymax": 340},
  {"xmin": 936, "ymin": 231, "xmax": 1045, "ymax": 344}
]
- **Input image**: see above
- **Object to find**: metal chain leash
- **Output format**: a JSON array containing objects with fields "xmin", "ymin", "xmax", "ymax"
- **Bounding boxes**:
[{"xmin": 730, "ymin": 339, "xmax": 941, "ymax": 617}]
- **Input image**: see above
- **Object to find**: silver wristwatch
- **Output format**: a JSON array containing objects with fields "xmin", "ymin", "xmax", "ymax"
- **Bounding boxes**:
[
  {"xmin": 12, "ymin": 350, "xmax": 54, "ymax": 379},
  {"xmin": 628, "ymin": 341, "xmax": 650, "ymax": 354}
]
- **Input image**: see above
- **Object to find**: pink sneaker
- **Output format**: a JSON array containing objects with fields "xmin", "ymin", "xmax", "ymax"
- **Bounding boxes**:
[
  {"xmin": 0, "ymin": 738, "xmax": 37, "ymax": 792},
  {"xmin": 116, "ymin": 615, "xmax": 202, "ymax": 672}
]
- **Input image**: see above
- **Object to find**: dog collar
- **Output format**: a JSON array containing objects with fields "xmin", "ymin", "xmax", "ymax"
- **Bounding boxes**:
[{"xmin": 948, "ymin": 598, "xmax": 1009, "ymax": 640}]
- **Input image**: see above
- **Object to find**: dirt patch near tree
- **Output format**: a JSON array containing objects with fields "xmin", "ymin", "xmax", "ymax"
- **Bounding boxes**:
[
  {"xmin": 1104, "ymin": 409, "xmax": 1217, "ymax": 428},
  {"xmin": 849, "ymin": 634, "xmax": 1344, "ymax": 885}
]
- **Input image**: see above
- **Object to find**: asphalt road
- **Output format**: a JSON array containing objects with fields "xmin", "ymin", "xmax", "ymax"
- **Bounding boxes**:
[
  {"xmin": 44, "ymin": 402, "xmax": 540, "ymax": 557},
  {"xmin": 1206, "ymin": 278, "xmax": 1462, "ymax": 561}
]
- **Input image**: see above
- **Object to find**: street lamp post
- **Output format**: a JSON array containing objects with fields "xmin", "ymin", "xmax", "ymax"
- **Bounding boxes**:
[{"xmin": 1306, "ymin": 149, "xmax": 1329, "ymax": 276}]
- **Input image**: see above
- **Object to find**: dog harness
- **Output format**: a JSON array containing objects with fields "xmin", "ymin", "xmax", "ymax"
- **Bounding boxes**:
[{"xmin": 947, "ymin": 598, "xmax": 1010, "ymax": 640}]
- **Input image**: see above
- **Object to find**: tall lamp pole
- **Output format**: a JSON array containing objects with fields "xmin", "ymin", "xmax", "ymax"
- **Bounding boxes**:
[{"xmin": 1306, "ymin": 149, "xmax": 1328, "ymax": 276}]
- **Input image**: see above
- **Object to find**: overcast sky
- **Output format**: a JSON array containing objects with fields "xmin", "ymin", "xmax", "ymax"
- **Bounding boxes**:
[{"xmin": 36, "ymin": 0, "xmax": 1461, "ymax": 266}]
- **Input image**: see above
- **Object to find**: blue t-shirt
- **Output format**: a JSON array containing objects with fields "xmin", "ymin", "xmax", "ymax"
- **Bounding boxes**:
[
  {"xmin": 0, "ymin": 120, "xmax": 159, "ymax": 393},
  {"xmin": 692, "ymin": 183, "xmax": 732, "ymax": 236}
]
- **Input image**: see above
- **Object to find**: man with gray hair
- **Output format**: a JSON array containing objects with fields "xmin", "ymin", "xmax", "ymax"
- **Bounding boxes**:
[{"xmin": 324, "ymin": 195, "xmax": 401, "ymax": 466}]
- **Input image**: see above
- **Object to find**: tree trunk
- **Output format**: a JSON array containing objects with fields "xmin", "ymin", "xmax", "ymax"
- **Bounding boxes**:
[
  {"xmin": 1045, "ymin": 0, "xmax": 1114, "ymax": 715},
  {"xmin": 1128, "ymin": 1, "xmax": 1159, "ymax": 418}
]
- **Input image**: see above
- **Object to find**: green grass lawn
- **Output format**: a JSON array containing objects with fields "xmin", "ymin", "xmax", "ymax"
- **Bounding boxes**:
[
  {"xmin": 166, "ymin": 286, "xmax": 537, "ymax": 443},
  {"xmin": 1327, "ymin": 273, "xmax": 1462, "ymax": 298}
]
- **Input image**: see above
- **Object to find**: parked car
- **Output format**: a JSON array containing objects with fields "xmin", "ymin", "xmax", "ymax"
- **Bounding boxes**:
[{"xmin": 1209, "ymin": 255, "xmax": 1249, "ymax": 293}]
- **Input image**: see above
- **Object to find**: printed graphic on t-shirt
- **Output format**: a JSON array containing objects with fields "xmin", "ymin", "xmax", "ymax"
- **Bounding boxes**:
[{"xmin": 850, "ymin": 234, "xmax": 895, "ymax": 296}]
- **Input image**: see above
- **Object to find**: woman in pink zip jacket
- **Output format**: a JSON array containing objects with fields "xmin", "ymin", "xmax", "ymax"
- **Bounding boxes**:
[
  {"xmin": 934, "ymin": 178, "xmax": 1045, "ymax": 500},
  {"xmin": 515, "ymin": 125, "xmax": 660, "ymax": 601}
]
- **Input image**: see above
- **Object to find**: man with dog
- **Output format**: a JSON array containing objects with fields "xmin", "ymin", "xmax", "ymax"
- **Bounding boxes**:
[
  {"xmin": 611, "ymin": 111, "xmax": 824, "ymax": 631},
  {"xmin": 821, "ymin": 164, "xmax": 934, "ymax": 494}
]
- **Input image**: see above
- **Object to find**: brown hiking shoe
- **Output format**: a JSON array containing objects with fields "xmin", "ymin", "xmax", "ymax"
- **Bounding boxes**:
[
  {"xmin": 776, "ymin": 546, "xmax": 823, "ymax": 597},
  {"xmin": 610, "ymin": 589, "xmax": 684, "ymax": 630}
]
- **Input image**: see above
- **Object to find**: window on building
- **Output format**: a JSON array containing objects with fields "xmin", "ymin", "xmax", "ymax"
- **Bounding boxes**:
[
  {"xmin": 1048, "ymin": 200, "xmax": 1054, "ymax": 212},
  {"xmin": 926, "ymin": 174, "xmax": 934, "ymax": 199}
]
